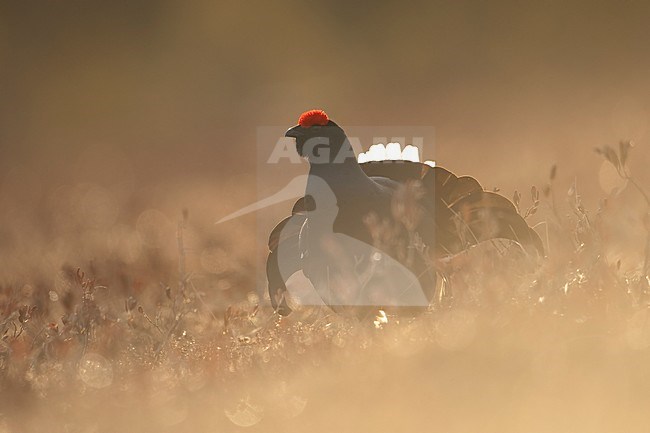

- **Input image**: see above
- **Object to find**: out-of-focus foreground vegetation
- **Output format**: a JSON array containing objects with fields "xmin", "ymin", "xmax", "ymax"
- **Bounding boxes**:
[
  {"xmin": 2, "ymin": 1, "xmax": 650, "ymax": 431},
  {"xmin": 1, "ymin": 143, "xmax": 650, "ymax": 433}
]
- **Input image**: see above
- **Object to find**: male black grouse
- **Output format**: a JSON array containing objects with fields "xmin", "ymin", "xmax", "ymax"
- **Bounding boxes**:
[{"xmin": 267, "ymin": 110, "xmax": 543, "ymax": 315}]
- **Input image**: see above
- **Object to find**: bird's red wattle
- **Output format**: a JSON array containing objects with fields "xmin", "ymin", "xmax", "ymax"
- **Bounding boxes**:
[{"xmin": 298, "ymin": 110, "xmax": 329, "ymax": 127}]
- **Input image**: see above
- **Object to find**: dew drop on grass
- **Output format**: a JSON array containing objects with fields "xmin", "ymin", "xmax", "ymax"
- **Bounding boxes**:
[
  {"xmin": 246, "ymin": 291, "xmax": 259, "ymax": 305},
  {"xmin": 276, "ymin": 394, "xmax": 308, "ymax": 419},
  {"xmin": 224, "ymin": 397, "xmax": 263, "ymax": 427},
  {"xmin": 78, "ymin": 353, "xmax": 113, "ymax": 389},
  {"xmin": 288, "ymin": 395, "xmax": 308, "ymax": 418},
  {"xmin": 333, "ymin": 333, "xmax": 346, "ymax": 348}
]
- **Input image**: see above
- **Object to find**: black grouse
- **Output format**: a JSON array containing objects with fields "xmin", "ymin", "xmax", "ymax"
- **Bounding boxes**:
[{"xmin": 267, "ymin": 110, "xmax": 543, "ymax": 315}]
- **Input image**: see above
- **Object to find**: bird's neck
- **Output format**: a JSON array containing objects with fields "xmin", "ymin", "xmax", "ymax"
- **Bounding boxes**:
[{"xmin": 305, "ymin": 150, "xmax": 374, "ymax": 204}]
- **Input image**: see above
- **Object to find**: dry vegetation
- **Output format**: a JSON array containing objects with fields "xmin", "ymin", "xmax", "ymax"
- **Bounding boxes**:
[{"xmin": 1, "ymin": 143, "xmax": 650, "ymax": 433}]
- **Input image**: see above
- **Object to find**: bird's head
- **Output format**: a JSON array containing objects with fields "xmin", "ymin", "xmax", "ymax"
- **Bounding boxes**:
[{"xmin": 285, "ymin": 110, "xmax": 353, "ymax": 164}]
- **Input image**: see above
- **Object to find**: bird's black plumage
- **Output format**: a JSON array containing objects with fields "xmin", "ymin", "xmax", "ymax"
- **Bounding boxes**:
[{"xmin": 267, "ymin": 113, "xmax": 543, "ymax": 316}]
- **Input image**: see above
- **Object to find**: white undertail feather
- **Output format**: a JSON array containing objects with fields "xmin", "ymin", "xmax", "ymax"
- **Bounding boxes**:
[{"xmin": 357, "ymin": 142, "xmax": 435, "ymax": 167}]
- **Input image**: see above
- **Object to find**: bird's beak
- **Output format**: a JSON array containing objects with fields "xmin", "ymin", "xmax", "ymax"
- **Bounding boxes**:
[{"xmin": 285, "ymin": 125, "xmax": 304, "ymax": 139}]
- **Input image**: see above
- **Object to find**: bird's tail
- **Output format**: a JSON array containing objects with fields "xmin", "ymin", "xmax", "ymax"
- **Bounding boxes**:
[{"xmin": 421, "ymin": 166, "xmax": 544, "ymax": 258}]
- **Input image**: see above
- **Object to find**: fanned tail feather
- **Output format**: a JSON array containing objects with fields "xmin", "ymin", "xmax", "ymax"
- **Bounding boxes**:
[{"xmin": 360, "ymin": 159, "xmax": 544, "ymax": 258}]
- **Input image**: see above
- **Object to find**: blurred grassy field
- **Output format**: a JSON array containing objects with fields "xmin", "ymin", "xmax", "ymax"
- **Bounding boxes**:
[
  {"xmin": 2, "ymin": 1, "xmax": 650, "ymax": 431},
  {"xmin": 1, "ymin": 145, "xmax": 650, "ymax": 432}
]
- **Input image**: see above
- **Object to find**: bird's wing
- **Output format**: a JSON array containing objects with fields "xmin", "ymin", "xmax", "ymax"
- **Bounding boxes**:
[{"xmin": 266, "ymin": 198, "xmax": 308, "ymax": 315}]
